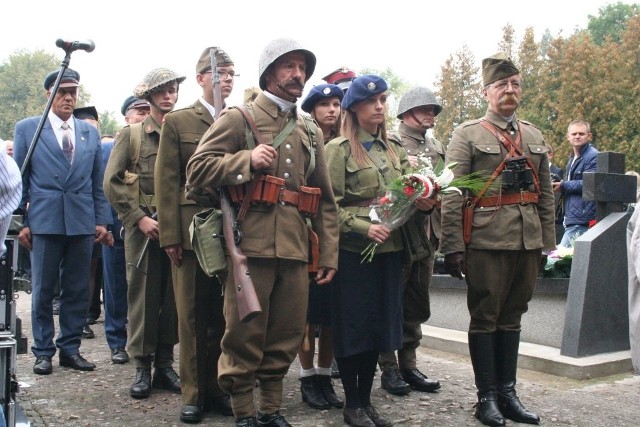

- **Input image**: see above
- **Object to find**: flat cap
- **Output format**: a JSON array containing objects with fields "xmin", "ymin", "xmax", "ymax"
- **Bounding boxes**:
[
  {"xmin": 196, "ymin": 46, "xmax": 234, "ymax": 74},
  {"xmin": 482, "ymin": 52, "xmax": 520, "ymax": 86},
  {"xmin": 121, "ymin": 96, "xmax": 150, "ymax": 116},
  {"xmin": 44, "ymin": 68, "xmax": 80, "ymax": 90},
  {"xmin": 301, "ymin": 84, "xmax": 343, "ymax": 113},
  {"xmin": 74, "ymin": 106, "xmax": 99, "ymax": 121},
  {"xmin": 341, "ymin": 74, "xmax": 388, "ymax": 110},
  {"xmin": 322, "ymin": 67, "xmax": 356, "ymax": 91}
]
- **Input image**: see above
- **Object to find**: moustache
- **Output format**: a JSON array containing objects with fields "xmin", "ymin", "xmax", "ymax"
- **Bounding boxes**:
[
  {"xmin": 502, "ymin": 95, "xmax": 519, "ymax": 103},
  {"xmin": 278, "ymin": 79, "xmax": 304, "ymax": 91}
]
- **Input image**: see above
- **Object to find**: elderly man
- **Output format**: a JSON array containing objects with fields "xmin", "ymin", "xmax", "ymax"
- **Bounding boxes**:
[
  {"xmin": 14, "ymin": 68, "xmax": 112, "ymax": 375},
  {"xmin": 441, "ymin": 53, "xmax": 554, "ymax": 426},
  {"xmin": 187, "ymin": 38, "xmax": 339, "ymax": 427}
]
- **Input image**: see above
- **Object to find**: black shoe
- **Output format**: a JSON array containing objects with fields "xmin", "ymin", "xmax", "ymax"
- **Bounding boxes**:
[
  {"xmin": 87, "ymin": 316, "xmax": 97, "ymax": 325},
  {"xmin": 152, "ymin": 367, "xmax": 181, "ymax": 393},
  {"xmin": 59, "ymin": 353, "xmax": 96, "ymax": 371},
  {"xmin": 180, "ymin": 404, "xmax": 203, "ymax": 423},
  {"xmin": 111, "ymin": 348, "xmax": 129, "ymax": 364},
  {"xmin": 343, "ymin": 407, "xmax": 375, "ymax": 427},
  {"xmin": 331, "ymin": 359, "xmax": 340, "ymax": 378},
  {"xmin": 236, "ymin": 416, "xmax": 258, "ymax": 427},
  {"xmin": 475, "ymin": 391, "xmax": 506, "ymax": 426},
  {"xmin": 401, "ymin": 368, "xmax": 441, "ymax": 392},
  {"xmin": 300, "ymin": 375, "xmax": 330, "ymax": 410},
  {"xmin": 33, "ymin": 355, "xmax": 52, "ymax": 375},
  {"xmin": 316, "ymin": 374, "xmax": 344, "ymax": 408},
  {"xmin": 82, "ymin": 324, "xmax": 95, "ymax": 339},
  {"xmin": 130, "ymin": 367, "xmax": 152, "ymax": 398},
  {"xmin": 256, "ymin": 410, "xmax": 291, "ymax": 426},
  {"xmin": 206, "ymin": 394, "xmax": 233, "ymax": 416},
  {"xmin": 364, "ymin": 405, "xmax": 393, "ymax": 427},
  {"xmin": 498, "ymin": 391, "xmax": 540, "ymax": 424},
  {"xmin": 380, "ymin": 368, "xmax": 411, "ymax": 395}
]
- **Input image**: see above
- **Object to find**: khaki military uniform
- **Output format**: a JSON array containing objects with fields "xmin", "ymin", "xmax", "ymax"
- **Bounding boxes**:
[
  {"xmin": 379, "ymin": 122, "xmax": 445, "ymax": 371},
  {"xmin": 155, "ymin": 100, "xmax": 225, "ymax": 407},
  {"xmin": 186, "ymin": 92, "xmax": 339, "ymax": 418},
  {"xmin": 440, "ymin": 110, "xmax": 555, "ymax": 333},
  {"xmin": 325, "ymin": 131, "xmax": 412, "ymax": 359},
  {"xmin": 103, "ymin": 115, "xmax": 178, "ymax": 368}
]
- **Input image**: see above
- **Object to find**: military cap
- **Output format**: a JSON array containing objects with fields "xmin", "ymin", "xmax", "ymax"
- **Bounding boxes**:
[
  {"xmin": 482, "ymin": 52, "xmax": 520, "ymax": 86},
  {"xmin": 44, "ymin": 68, "xmax": 80, "ymax": 90},
  {"xmin": 322, "ymin": 67, "xmax": 356, "ymax": 90},
  {"xmin": 258, "ymin": 38, "xmax": 316, "ymax": 90},
  {"xmin": 196, "ymin": 47, "xmax": 234, "ymax": 74},
  {"xmin": 301, "ymin": 84, "xmax": 344, "ymax": 113},
  {"xmin": 74, "ymin": 106, "xmax": 99, "ymax": 121},
  {"xmin": 121, "ymin": 96, "xmax": 150, "ymax": 116},
  {"xmin": 341, "ymin": 74, "xmax": 388, "ymax": 110}
]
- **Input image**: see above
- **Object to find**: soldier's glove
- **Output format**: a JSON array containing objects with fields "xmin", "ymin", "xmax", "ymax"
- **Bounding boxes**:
[{"xmin": 444, "ymin": 251, "xmax": 465, "ymax": 280}]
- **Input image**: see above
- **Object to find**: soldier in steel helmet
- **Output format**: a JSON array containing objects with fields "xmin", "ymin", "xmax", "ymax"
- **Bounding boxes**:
[
  {"xmin": 155, "ymin": 47, "xmax": 236, "ymax": 423},
  {"xmin": 378, "ymin": 86, "xmax": 443, "ymax": 396},
  {"xmin": 441, "ymin": 53, "xmax": 553, "ymax": 426},
  {"xmin": 103, "ymin": 67, "xmax": 185, "ymax": 400},
  {"xmin": 186, "ymin": 38, "xmax": 339, "ymax": 427}
]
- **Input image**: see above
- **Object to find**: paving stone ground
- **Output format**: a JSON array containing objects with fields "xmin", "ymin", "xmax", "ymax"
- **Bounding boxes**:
[{"xmin": 11, "ymin": 292, "xmax": 640, "ymax": 427}]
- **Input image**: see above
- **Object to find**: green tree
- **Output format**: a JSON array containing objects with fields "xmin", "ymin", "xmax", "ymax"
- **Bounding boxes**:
[
  {"xmin": 588, "ymin": 1, "xmax": 640, "ymax": 45},
  {"xmin": 498, "ymin": 23, "xmax": 516, "ymax": 57},
  {"xmin": 0, "ymin": 49, "xmax": 91, "ymax": 139},
  {"xmin": 434, "ymin": 45, "xmax": 484, "ymax": 144},
  {"xmin": 97, "ymin": 110, "xmax": 122, "ymax": 137}
]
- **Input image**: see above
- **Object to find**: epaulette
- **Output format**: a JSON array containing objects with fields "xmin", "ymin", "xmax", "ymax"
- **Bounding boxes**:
[
  {"xmin": 326, "ymin": 136, "xmax": 348, "ymax": 147},
  {"xmin": 388, "ymin": 131, "xmax": 401, "ymax": 144},
  {"xmin": 388, "ymin": 136, "xmax": 404, "ymax": 149},
  {"xmin": 518, "ymin": 119, "xmax": 539, "ymax": 130},
  {"xmin": 461, "ymin": 118, "xmax": 484, "ymax": 128}
]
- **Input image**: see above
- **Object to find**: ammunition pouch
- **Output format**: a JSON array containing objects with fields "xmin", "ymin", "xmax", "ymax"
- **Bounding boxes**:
[{"xmin": 228, "ymin": 175, "xmax": 321, "ymax": 217}]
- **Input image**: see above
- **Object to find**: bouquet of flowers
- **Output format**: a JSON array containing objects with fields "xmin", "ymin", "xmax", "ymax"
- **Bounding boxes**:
[
  {"xmin": 361, "ymin": 156, "xmax": 488, "ymax": 263},
  {"xmin": 539, "ymin": 245, "xmax": 573, "ymax": 278}
]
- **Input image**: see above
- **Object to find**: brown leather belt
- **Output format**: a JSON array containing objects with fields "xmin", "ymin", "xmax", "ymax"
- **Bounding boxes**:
[
  {"xmin": 279, "ymin": 189, "xmax": 299, "ymax": 206},
  {"xmin": 477, "ymin": 191, "xmax": 539, "ymax": 208}
]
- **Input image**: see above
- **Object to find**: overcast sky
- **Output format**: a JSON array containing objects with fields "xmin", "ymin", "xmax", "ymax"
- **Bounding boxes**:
[{"xmin": 0, "ymin": 0, "xmax": 632, "ymax": 127}]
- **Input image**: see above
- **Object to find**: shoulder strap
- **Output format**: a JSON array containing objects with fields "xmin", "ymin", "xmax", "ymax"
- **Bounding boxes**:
[
  {"xmin": 301, "ymin": 116, "xmax": 317, "ymax": 181},
  {"xmin": 362, "ymin": 145, "xmax": 394, "ymax": 185},
  {"xmin": 129, "ymin": 122, "xmax": 143, "ymax": 171}
]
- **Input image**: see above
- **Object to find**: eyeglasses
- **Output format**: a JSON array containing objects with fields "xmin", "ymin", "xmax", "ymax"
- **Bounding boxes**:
[
  {"xmin": 489, "ymin": 79, "xmax": 522, "ymax": 91},
  {"xmin": 206, "ymin": 70, "xmax": 238, "ymax": 79}
]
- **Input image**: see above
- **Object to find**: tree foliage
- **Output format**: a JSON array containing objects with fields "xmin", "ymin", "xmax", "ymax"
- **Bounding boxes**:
[
  {"xmin": 588, "ymin": 1, "xmax": 640, "ymax": 44},
  {"xmin": 0, "ymin": 49, "xmax": 91, "ymax": 140}
]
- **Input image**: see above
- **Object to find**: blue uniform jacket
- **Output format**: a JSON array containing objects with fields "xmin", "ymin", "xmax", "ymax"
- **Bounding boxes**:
[{"xmin": 562, "ymin": 143, "xmax": 598, "ymax": 226}]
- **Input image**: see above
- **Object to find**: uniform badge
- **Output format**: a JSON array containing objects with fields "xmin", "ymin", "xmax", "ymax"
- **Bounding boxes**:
[
  {"xmin": 367, "ymin": 82, "xmax": 377, "ymax": 91},
  {"xmin": 322, "ymin": 87, "xmax": 331, "ymax": 95}
]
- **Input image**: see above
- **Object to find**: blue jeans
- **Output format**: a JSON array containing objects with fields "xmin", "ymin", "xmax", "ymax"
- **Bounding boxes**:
[
  {"xmin": 102, "ymin": 240, "xmax": 128, "ymax": 350},
  {"xmin": 560, "ymin": 224, "xmax": 589, "ymax": 248}
]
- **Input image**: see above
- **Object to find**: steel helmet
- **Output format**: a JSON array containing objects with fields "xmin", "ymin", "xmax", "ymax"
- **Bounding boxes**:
[
  {"xmin": 133, "ymin": 67, "xmax": 186, "ymax": 98},
  {"xmin": 258, "ymin": 38, "xmax": 316, "ymax": 90},
  {"xmin": 396, "ymin": 86, "xmax": 442, "ymax": 119}
]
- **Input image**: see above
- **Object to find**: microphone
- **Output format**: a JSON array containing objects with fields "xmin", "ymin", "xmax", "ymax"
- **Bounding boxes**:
[{"xmin": 55, "ymin": 39, "xmax": 95, "ymax": 53}]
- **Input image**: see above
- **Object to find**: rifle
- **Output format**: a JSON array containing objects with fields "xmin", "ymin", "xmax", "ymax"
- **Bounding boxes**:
[{"xmin": 210, "ymin": 48, "xmax": 262, "ymax": 322}]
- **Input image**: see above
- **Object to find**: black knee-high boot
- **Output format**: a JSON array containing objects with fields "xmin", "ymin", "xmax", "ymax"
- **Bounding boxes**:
[
  {"xmin": 468, "ymin": 333, "xmax": 505, "ymax": 427},
  {"xmin": 495, "ymin": 330, "xmax": 540, "ymax": 424}
]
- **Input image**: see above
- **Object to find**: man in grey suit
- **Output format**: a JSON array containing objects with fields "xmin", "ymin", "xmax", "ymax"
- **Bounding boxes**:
[{"xmin": 13, "ymin": 68, "xmax": 112, "ymax": 375}]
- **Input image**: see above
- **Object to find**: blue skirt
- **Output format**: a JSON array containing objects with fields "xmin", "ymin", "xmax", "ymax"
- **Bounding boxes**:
[{"xmin": 331, "ymin": 249, "xmax": 403, "ymax": 358}]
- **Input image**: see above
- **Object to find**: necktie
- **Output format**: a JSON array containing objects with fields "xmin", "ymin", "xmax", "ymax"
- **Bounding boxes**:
[{"xmin": 61, "ymin": 122, "xmax": 73, "ymax": 163}]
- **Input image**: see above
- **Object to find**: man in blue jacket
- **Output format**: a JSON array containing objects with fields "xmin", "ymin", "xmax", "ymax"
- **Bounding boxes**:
[
  {"xmin": 552, "ymin": 120, "xmax": 598, "ymax": 247},
  {"xmin": 14, "ymin": 69, "xmax": 112, "ymax": 375}
]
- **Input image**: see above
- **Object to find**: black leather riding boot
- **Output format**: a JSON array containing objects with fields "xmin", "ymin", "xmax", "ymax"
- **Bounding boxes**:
[
  {"xmin": 495, "ymin": 330, "xmax": 540, "ymax": 425},
  {"xmin": 468, "ymin": 333, "xmax": 505, "ymax": 427}
]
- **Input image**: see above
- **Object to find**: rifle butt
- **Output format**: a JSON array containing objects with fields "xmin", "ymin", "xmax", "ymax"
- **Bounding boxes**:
[{"xmin": 233, "ymin": 264, "xmax": 262, "ymax": 323}]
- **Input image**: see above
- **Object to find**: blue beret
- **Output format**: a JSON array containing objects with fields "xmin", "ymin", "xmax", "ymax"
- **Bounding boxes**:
[
  {"xmin": 121, "ymin": 96, "xmax": 150, "ymax": 116},
  {"xmin": 341, "ymin": 74, "xmax": 388, "ymax": 110},
  {"xmin": 43, "ymin": 68, "xmax": 80, "ymax": 90},
  {"xmin": 301, "ymin": 84, "xmax": 344, "ymax": 113}
]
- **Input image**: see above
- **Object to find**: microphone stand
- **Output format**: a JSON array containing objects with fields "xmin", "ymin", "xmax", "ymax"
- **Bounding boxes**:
[{"xmin": 20, "ymin": 43, "xmax": 86, "ymax": 177}]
